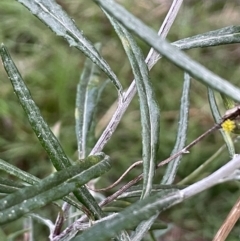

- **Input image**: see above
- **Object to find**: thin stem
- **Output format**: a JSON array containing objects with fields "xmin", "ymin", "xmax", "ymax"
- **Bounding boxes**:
[
  {"xmin": 52, "ymin": 202, "xmax": 71, "ymax": 238},
  {"xmin": 99, "ymin": 174, "xmax": 143, "ymax": 207},
  {"xmin": 146, "ymin": 0, "xmax": 183, "ymax": 69},
  {"xmin": 157, "ymin": 123, "xmax": 221, "ymax": 167},
  {"xmin": 89, "ymin": 161, "xmax": 143, "ymax": 192}
]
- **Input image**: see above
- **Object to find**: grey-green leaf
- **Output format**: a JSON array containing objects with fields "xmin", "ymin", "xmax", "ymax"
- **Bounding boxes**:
[
  {"xmin": 0, "ymin": 154, "xmax": 111, "ymax": 224},
  {"xmin": 0, "ymin": 159, "xmax": 85, "ymax": 211},
  {"xmin": 208, "ymin": 88, "xmax": 235, "ymax": 157},
  {"xmin": 0, "ymin": 177, "xmax": 24, "ymax": 194},
  {"xmin": 0, "ymin": 159, "xmax": 40, "ymax": 185},
  {"xmin": 17, "ymin": 0, "xmax": 123, "ymax": 97},
  {"xmin": 76, "ymin": 43, "xmax": 102, "ymax": 159},
  {"xmin": 174, "ymin": 25, "xmax": 240, "ymax": 50},
  {"xmin": 0, "ymin": 44, "xmax": 104, "ymax": 219},
  {"xmin": 92, "ymin": 0, "xmax": 240, "ymax": 103},
  {"xmin": 0, "ymin": 44, "xmax": 71, "ymax": 171},
  {"xmin": 151, "ymin": 26, "xmax": 240, "ymax": 69},
  {"xmin": 161, "ymin": 73, "xmax": 190, "ymax": 184},
  {"xmin": 71, "ymin": 190, "xmax": 182, "ymax": 241},
  {"xmin": 104, "ymin": 11, "xmax": 160, "ymax": 199}
]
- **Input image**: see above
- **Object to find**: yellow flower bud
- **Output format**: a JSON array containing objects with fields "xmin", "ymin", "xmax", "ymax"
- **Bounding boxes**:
[{"xmin": 221, "ymin": 119, "xmax": 236, "ymax": 133}]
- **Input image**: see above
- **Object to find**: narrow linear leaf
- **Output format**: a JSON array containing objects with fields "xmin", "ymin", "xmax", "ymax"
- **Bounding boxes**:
[
  {"xmin": 0, "ymin": 44, "xmax": 70, "ymax": 171},
  {"xmin": 0, "ymin": 159, "xmax": 39, "ymax": 185},
  {"xmin": 0, "ymin": 154, "xmax": 111, "ymax": 225},
  {"xmin": 30, "ymin": 213, "xmax": 55, "ymax": 235},
  {"xmin": 76, "ymin": 43, "xmax": 101, "ymax": 159},
  {"xmin": 76, "ymin": 60, "xmax": 91, "ymax": 159},
  {"xmin": 207, "ymin": 89, "xmax": 222, "ymax": 123},
  {"xmin": 7, "ymin": 228, "xmax": 30, "ymax": 241},
  {"xmin": 0, "ymin": 178, "xmax": 25, "ymax": 194},
  {"xmin": 17, "ymin": 0, "xmax": 123, "ymax": 97},
  {"xmin": 0, "ymin": 44, "xmax": 104, "ymax": 219},
  {"xmin": 208, "ymin": 88, "xmax": 235, "ymax": 157},
  {"xmin": 220, "ymin": 93, "xmax": 236, "ymax": 110},
  {"xmin": 161, "ymin": 73, "xmax": 190, "ymax": 184},
  {"xmin": 152, "ymin": 26, "xmax": 240, "ymax": 69},
  {"xmin": 73, "ymin": 155, "xmax": 240, "ymax": 241},
  {"xmin": 72, "ymin": 191, "xmax": 182, "ymax": 241},
  {"xmin": 131, "ymin": 73, "xmax": 190, "ymax": 240},
  {"xmin": 104, "ymin": 11, "xmax": 160, "ymax": 199},
  {"xmin": 0, "ymin": 154, "xmax": 107, "ymax": 211},
  {"xmin": 174, "ymin": 25, "xmax": 240, "ymax": 50},
  {"xmin": 0, "ymin": 184, "xmax": 71, "ymax": 225},
  {"xmin": 92, "ymin": 12, "xmax": 160, "ymax": 241},
  {"xmin": 0, "ymin": 159, "xmax": 84, "ymax": 211},
  {"xmin": 92, "ymin": 0, "xmax": 240, "ymax": 103},
  {"xmin": 0, "ymin": 177, "xmax": 25, "ymax": 189},
  {"xmin": 118, "ymin": 184, "xmax": 184, "ymax": 199},
  {"xmin": 0, "ymin": 185, "xmax": 17, "ymax": 195}
]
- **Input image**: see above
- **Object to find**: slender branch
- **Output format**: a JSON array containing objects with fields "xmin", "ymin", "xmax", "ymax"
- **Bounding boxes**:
[
  {"xmin": 99, "ymin": 173, "xmax": 143, "ymax": 207},
  {"xmin": 157, "ymin": 123, "xmax": 221, "ymax": 167},
  {"xmin": 182, "ymin": 155, "xmax": 240, "ymax": 199},
  {"xmin": 146, "ymin": 0, "xmax": 183, "ymax": 68},
  {"xmin": 51, "ymin": 202, "xmax": 71, "ymax": 238},
  {"xmin": 89, "ymin": 161, "xmax": 143, "ymax": 192}
]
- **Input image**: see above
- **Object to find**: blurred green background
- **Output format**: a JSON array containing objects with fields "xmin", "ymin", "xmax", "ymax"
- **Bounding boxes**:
[{"xmin": 1, "ymin": 0, "xmax": 240, "ymax": 240}]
